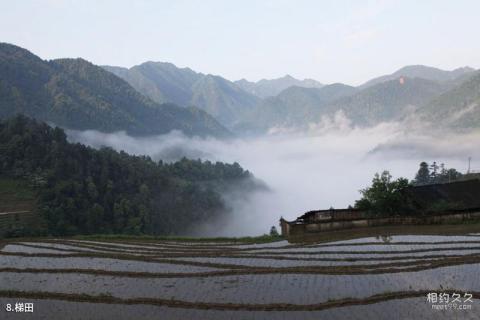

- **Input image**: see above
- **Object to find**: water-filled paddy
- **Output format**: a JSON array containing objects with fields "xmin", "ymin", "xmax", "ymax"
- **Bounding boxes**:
[
  {"xmin": 2, "ymin": 296, "xmax": 476, "ymax": 320},
  {"xmin": 1, "ymin": 232, "xmax": 479, "ymax": 319}
]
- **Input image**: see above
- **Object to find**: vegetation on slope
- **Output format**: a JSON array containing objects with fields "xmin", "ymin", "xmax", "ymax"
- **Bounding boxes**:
[
  {"xmin": 354, "ymin": 162, "xmax": 471, "ymax": 216},
  {"xmin": 73, "ymin": 233, "xmax": 283, "ymax": 244},
  {"xmin": 103, "ymin": 62, "xmax": 260, "ymax": 128},
  {"xmin": 236, "ymin": 77, "xmax": 451, "ymax": 132},
  {"xmin": 354, "ymin": 171, "xmax": 412, "ymax": 215},
  {"xmin": 237, "ymin": 83, "xmax": 356, "ymax": 132},
  {"xmin": 324, "ymin": 77, "xmax": 448, "ymax": 126},
  {"xmin": 417, "ymin": 71, "xmax": 480, "ymax": 129},
  {"xmin": 235, "ymin": 74, "xmax": 323, "ymax": 98},
  {"xmin": 0, "ymin": 178, "xmax": 36, "ymax": 212},
  {"xmin": 0, "ymin": 116, "xmax": 252, "ymax": 237},
  {"xmin": 359, "ymin": 65, "xmax": 475, "ymax": 89},
  {"xmin": 0, "ymin": 42, "xmax": 230, "ymax": 137}
]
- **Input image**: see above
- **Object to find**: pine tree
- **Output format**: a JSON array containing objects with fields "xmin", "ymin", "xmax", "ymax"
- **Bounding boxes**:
[
  {"xmin": 414, "ymin": 162, "xmax": 430, "ymax": 185},
  {"xmin": 430, "ymin": 161, "xmax": 439, "ymax": 182}
]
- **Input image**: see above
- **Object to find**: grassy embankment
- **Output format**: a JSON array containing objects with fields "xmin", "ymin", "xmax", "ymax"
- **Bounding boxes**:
[
  {"xmin": 0, "ymin": 178, "xmax": 41, "ymax": 237},
  {"xmin": 71, "ymin": 234, "xmax": 284, "ymax": 244},
  {"xmin": 288, "ymin": 223, "xmax": 480, "ymax": 243},
  {"xmin": 0, "ymin": 178, "xmax": 36, "ymax": 212},
  {"xmin": 0, "ymin": 178, "xmax": 283, "ymax": 243}
]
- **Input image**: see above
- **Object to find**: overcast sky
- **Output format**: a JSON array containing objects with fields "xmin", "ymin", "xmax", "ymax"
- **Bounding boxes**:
[{"xmin": 1, "ymin": 0, "xmax": 479, "ymax": 85}]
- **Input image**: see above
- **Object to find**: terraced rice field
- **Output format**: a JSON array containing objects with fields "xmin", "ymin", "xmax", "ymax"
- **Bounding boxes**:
[{"xmin": 1, "ymin": 230, "xmax": 480, "ymax": 319}]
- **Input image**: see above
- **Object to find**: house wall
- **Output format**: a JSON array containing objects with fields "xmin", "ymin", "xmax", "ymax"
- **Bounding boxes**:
[
  {"xmin": 305, "ymin": 210, "xmax": 367, "ymax": 223},
  {"xmin": 285, "ymin": 211, "xmax": 480, "ymax": 237},
  {"xmin": 279, "ymin": 218, "xmax": 291, "ymax": 237}
]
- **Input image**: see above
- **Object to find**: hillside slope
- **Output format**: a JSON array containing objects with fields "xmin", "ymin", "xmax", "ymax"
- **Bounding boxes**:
[
  {"xmin": 0, "ymin": 43, "xmax": 230, "ymax": 137},
  {"xmin": 360, "ymin": 65, "xmax": 475, "ymax": 89},
  {"xmin": 326, "ymin": 77, "xmax": 449, "ymax": 126},
  {"xmin": 236, "ymin": 77, "xmax": 447, "ymax": 132},
  {"xmin": 235, "ymin": 75, "xmax": 323, "ymax": 98},
  {"xmin": 103, "ymin": 62, "xmax": 259, "ymax": 128},
  {"xmin": 237, "ymin": 83, "xmax": 356, "ymax": 132},
  {"xmin": 416, "ymin": 71, "xmax": 480, "ymax": 129},
  {"xmin": 0, "ymin": 116, "xmax": 253, "ymax": 236}
]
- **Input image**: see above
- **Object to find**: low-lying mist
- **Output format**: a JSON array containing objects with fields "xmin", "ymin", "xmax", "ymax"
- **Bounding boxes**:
[{"xmin": 67, "ymin": 117, "xmax": 480, "ymax": 237}]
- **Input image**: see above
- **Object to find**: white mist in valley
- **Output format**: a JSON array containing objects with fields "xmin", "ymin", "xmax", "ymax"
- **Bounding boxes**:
[{"xmin": 67, "ymin": 118, "xmax": 480, "ymax": 237}]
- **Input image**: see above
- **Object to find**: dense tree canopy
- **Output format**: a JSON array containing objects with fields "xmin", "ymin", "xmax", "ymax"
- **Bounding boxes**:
[
  {"xmin": 354, "ymin": 171, "xmax": 412, "ymax": 216},
  {"xmin": 0, "ymin": 43, "xmax": 230, "ymax": 137},
  {"xmin": 355, "ymin": 161, "xmax": 468, "ymax": 216},
  {"xmin": 413, "ymin": 161, "xmax": 463, "ymax": 185},
  {"xmin": 0, "ymin": 115, "xmax": 251, "ymax": 236}
]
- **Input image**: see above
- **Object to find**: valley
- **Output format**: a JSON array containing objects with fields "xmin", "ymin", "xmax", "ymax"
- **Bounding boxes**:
[{"xmin": 1, "ymin": 11, "xmax": 480, "ymax": 318}]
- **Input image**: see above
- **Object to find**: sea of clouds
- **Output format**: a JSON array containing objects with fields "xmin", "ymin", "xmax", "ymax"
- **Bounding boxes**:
[{"xmin": 67, "ymin": 114, "xmax": 480, "ymax": 236}]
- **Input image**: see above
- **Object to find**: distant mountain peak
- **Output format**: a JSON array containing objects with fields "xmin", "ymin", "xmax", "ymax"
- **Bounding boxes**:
[
  {"xmin": 0, "ymin": 42, "xmax": 26, "ymax": 52},
  {"xmin": 452, "ymin": 66, "xmax": 475, "ymax": 73},
  {"xmin": 0, "ymin": 42, "xmax": 231, "ymax": 138},
  {"xmin": 416, "ymin": 70, "xmax": 480, "ymax": 129},
  {"xmin": 235, "ymin": 74, "xmax": 323, "ymax": 98},
  {"xmin": 282, "ymin": 74, "xmax": 295, "ymax": 79},
  {"xmin": 103, "ymin": 60, "xmax": 259, "ymax": 128},
  {"xmin": 361, "ymin": 64, "xmax": 476, "ymax": 89}
]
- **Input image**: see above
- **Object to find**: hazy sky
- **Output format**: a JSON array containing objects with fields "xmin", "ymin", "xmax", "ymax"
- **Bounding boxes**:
[{"xmin": 1, "ymin": 0, "xmax": 479, "ymax": 85}]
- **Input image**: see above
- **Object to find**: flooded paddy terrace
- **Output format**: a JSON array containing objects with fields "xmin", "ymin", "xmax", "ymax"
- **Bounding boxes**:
[{"xmin": 1, "ymin": 225, "xmax": 480, "ymax": 319}]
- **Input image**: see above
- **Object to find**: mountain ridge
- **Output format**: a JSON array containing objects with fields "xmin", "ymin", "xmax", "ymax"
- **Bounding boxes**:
[
  {"xmin": 326, "ymin": 77, "xmax": 450, "ymax": 126},
  {"xmin": 360, "ymin": 65, "xmax": 475, "ymax": 89},
  {"xmin": 416, "ymin": 70, "xmax": 480, "ymax": 129},
  {"xmin": 236, "ymin": 77, "xmax": 450, "ymax": 132},
  {"xmin": 235, "ymin": 75, "xmax": 324, "ymax": 98},
  {"xmin": 0, "ymin": 42, "xmax": 231, "ymax": 137},
  {"xmin": 3, "ymin": 42, "xmax": 479, "ymax": 137},
  {"xmin": 235, "ymin": 83, "xmax": 356, "ymax": 132},
  {"xmin": 103, "ymin": 62, "xmax": 259, "ymax": 128}
]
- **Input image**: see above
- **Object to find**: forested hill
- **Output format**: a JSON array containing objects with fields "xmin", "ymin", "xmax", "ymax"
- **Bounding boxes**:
[
  {"xmin": 359, "ymin": 65, "xmax": 475, "ymax": 89},
  {"xmin": 235, "ymin": 75, "xmax": 324, "ymax": 99},
  {"xmin": 237, "ymin": 83, "xmax": 356, "ymax": 132},
  {"xmin": 416, "ymin": 71, "xmax": 480, "ymax": 129},
  {"xmin": 103, "ymin": 62, "xmax": 260, "ymax": 128},
  {"xmin": 0, "ymin": 116, "xmax": 252, "ymax": 236},
  {"xmin": 0, "ymin": 43, "xmax": 230, "ymax": 137},
  {"xmin": 323, "ymin": 77, "xmax": 448, "ymax": 126}
]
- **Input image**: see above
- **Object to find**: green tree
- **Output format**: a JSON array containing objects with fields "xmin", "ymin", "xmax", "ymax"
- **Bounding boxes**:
[
  {"xmin": 355, "ymin": 171, "xmax": 411, "ymax": 216},
  {"xmin": 0, "ymin": 115, "xmax": 254, "ymax": 237},
  {"xmin": 414, "ymin": 162, "xmax": 430, "ymax": 185},
  {"xmin": 270, "ymin": 226, "xmax": 279, "ymax": 236},
  {"xmin": 86, "ymin": 177, "xmax": 99, "ymax": 200},
  {"xmin": 430, "ymin": 161, "xmax": 439, "ymax": 181},
  {"xmin": 86, "ymin": 203, "xmax": 104, "ymax": 234}
]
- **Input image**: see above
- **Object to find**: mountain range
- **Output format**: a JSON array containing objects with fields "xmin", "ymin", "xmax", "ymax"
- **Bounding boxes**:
[
  {"xmin": 235, "ymin": 72, "xmax": 479, "ymax": 132},
  {"xmin": 417, "ymin": 70, "xmax": 480, "ymax": 129},
  {"xmin": 324, "ymin": 77, "xmax": 450, "ymax": 126},
  {"xmin": 0, "ymin": 43, "xmax": 230, "ymax": 137},
  {"xmin": 103, "ymin": 62, "xmax": 260, "ymax": 127},
  {"xmin": 359, "ymin": 65, "xmax": 475, "ymax": 89},
  {"xmin": 1, "ymin": 42, "xmax": 479, "ymax": 138},
  {"xmin": 236, "ymin": 83, "xmax": 356, "ymax": 132},
  {"xmin": 105, "ymin": 59, "xmax": 478, "ymax": 133},
  {"xmin": 234, "ymin": 75, "xmax": 323, "ymax": 98}
]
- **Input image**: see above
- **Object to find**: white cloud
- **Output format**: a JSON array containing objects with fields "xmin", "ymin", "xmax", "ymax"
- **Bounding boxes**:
[{"xmin": 65, "ymin": 114, "xmax": 480, "ymax": 236}]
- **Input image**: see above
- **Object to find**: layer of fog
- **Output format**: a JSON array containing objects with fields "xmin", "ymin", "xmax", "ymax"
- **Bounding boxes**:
[{"xmin": 66, "ymin": 114, "xmax": 480, "ymax": 237}]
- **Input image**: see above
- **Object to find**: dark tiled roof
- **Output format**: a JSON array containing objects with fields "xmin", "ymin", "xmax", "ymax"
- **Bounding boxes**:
[
  {"xmin": 299, "ymin": 208, "xmax": 362, "ymax": 220},
  {"xmin": 403, "ymin": 179, "xmax": 480, "ymax": 211},
  {"xmin": 294, "ymin": 179, "xmax": 480, "ymax": 222}
]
